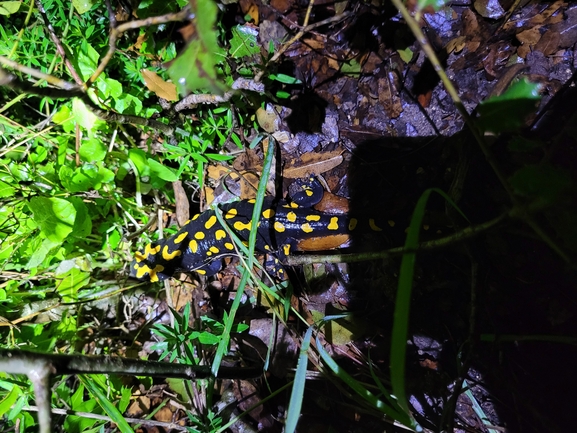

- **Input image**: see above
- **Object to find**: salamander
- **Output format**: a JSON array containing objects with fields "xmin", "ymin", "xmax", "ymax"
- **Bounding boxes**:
[{"xmin": 130, "ymin": 178, "xmax": 385, "ymax": 282}]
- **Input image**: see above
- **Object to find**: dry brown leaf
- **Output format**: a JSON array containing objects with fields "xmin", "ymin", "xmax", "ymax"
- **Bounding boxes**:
[
  {"xmin": 256, "ymin": 105, "xmax": 279, "ymax": 133},
  {"xmin": 141, "ymin": 69, "xmax": 178, "ymax": 101},
  {"xmin": 207, "ymin": 164, "xmax": 231, "ymax": 181},
  {"xmin": 379, "ymin": 73, "xmax": 403, "ymax": 119},
  {"xmin": 233, "ymin": 149, "xmax": 262, "ymax": 172},
  {"xmin": 153, "ymin": 406, "xmax": 173, "ymax": 423},
  {"xmin": 474, "ymin": 0, "xmax": 505, "ymax": 19},
  {"xmin": 516, "ymin": 27, "xmax": 542, "ymax": 45},
  {"xmin": 446, "ymin": 36, "xmax": 466, "ymax": 54},
  {"xmin": 172, "ymin": 180, "xmax": 189, "ymax": 226},
  {"xmin": 283, "ymin": 150, "xmax": 344, "ymax": 179},
  {"xmin": 239, "ymin": 172, "xmax": 260, "ymax": 200},
  {"xmin": 534, "ymin": 29, "xmax": 561, "ymax": 55}
]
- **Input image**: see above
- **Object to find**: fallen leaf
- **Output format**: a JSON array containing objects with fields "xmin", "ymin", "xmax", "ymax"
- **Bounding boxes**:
[
  {"xmin": 172, "ymin": 180, "xmax": 189, "ymax": 226},
  {"xmin": 474, "ymin": 0, "xmax": 505, "ymax": 19},
  {"xmin": 142, "ymin": 69, "xmax": 178, "ymax": 101},
  {"xmin": 283, "ymin": 151, "xmax": 344, "ymax": 179}
]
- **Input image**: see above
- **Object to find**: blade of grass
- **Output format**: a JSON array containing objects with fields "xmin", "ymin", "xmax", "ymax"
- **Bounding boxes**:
[
  {"xmin": 79, "ymin": 375, "xmax": 133, "ymax": 433},
  {"xmin": 211, "ymin": 136, "xmax": 275, "ymax": 376},
  {"xmin": 391, "ymin": 188, "xmax": 467, "ymax": 421},
  {"xmin": 316, "ymin": 332, "xmax": 417, "ymax": 429},
  {"xmin": 285, "ymin": 325, "xmax": 314, "ymax": 433}
]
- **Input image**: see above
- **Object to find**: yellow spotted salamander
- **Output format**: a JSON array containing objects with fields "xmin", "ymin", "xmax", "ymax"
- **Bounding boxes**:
[{"xmin": 131, "ymin": 178, "xmax": 384, "ymax": 282}]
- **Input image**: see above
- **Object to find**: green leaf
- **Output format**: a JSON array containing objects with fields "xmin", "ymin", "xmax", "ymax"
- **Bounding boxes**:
[
  {"xmin": 0, "ymin": 180, "xmax": 15, "ymax": 198},
  {"xmin": 72, "ymin": 98, "xmax": 104, "ymax": 133},
  {"xmin": 76, "ymin": 40, "xmax": 99, "ymax": 81},
  {"xmin": 57, "ymin": 268, "xmax": 90, "ymax": 302},
  {"xmin": 72, "ymin": 0, "xmax": 96, "ymax": 14},
  {"xmin": 341, "ymin": 59, "xmax": 361, "ymax": 75},
  {"xmin": 0, "ymin": 1, "xmax": 21, "ymax": 15},
  {"xmin": 168, "ymin": 0, "xmax": 227, "ymax": 95},
  {"xmin": 53, "ymin": 105, "xmax": 73, "ymax": 124},
  {"xmin": 80, "ymin": 138, "xmax": 107, "ymax": 162},
  {"xmin": 27, "ymin": 237, "xmax": 61, "ymax": 269},
  {"xmin": 80, "ymin": 376, "xmax": 133, "ymax": 433},
  {"xmin": 148, "ymin": 158, "xmax": 179, "ymax": 181},
  {"xmin": 0, "ymin": 386, "xmax": 20, "ymax": 418},
  {"xmin": 68, "ymin": 197, "xmax": 92, "ymax": 237},
  {"xmin": 229, "ymin": 25, "xmax": 260, "ymax": 58},
  {"xmin": 477, "ymin": 79, "xmax": 541, "ymax": 133},
  {"xmin": 28, "ymin": 197, "xmax": 76, "ymax": 242},
  {"xmin": 417, "ymin": 0, "xmax": 449, "ymax": 11},
  {"xmin": 268, "ymin": 73, "xmax": 301, "ymax": 85},
  {"xmin": 509, "ymin": 164, "xmax": 572, "ymax": 204}
]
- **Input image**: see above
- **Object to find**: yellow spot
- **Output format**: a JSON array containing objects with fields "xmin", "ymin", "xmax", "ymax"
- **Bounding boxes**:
[
  {"xmin": 162, "ymin": 245, "xmax": 182, "ymax": 261},
  {"xmin": 264, "ymin": 245, "xmax": 270, "ymax": 251},
  {"xmin": 301, "ymin": 223, "xmax": 313, "ymax": 233},
  {"xmin": 197, "ymin": 269, "xmax": 206, "ymax": 275},
  {"xmin": 234, "ymin": 220, "xmax": 252, "ymax": 231},
  {"xmin": 283, "ymin": 244, "xmax": 291, "ymax": 256},
  {"xmin": 144, "ymin": 243, "xmax": 161, "ymax": 257},
  {"xmin": 262, "ymin": 208, "xmax": 275, "ymax": 218},
  {"xmin": 134, "ymin": 251, "xmax": 146, "ymax": 263},
  {"xmin": 148, "ymin": 267, "xmax": 162, "ymax": 282},
  {"xmin": 209, "ymin": 246, "xmax": 219, "ymax": 254},
  {"xmin": 287, "ymin": 211, "xmax": 297, "ymax": 222},
  {"xmin": 195, "ymin": 231, "xmax": 205, "ymax": 240},
  {"xmin": 224, "ymin": 208, "xmax": 237, "ymax": 219},
  {"xmin": 183, "ymin": 219, "xmax": 190, "ymax": 225},
  {"xmin": 306, "ymin": 214, "xmax": 321, "ymax": 222},
  {"xmin": 369, "ymin": 219, "xmax": 383, "ymax": 232},
  {"xmin": 274, "ymin": 221, "xmax": 285, "ymax": 232},
  {"xmin": 189, "ymin": 240, "xmax": 198, "ymax": 253},
  {"xmin": 248, "ymin": 199, "xmax": 256, "ymax": 203},
  {"xmin": 224, "ymin": 242, "xmax": 234, "ymax": 250},
  {"xmin": 206, "ymin": 251, "xmax": 212, "ymax": 257},
  {"xmin": 174, "ymin": 232, "xmax": 188, "ymax": 244},
  {"xmin": 349, "ymin": 218, "xmax": 357, "ymax": 231},
  {"xmin": 328, "ymin": 217, "xmax": 339, "ymax": 231},
  {"xmin": 283, "ymin": 202, "xmax": 300, "ymax": 209},
  {"xmin": 136, "ymin": 264, "xmax": 164, "ymax": 282},
  {"xmin": 205, "ymin": 215, "xmax": 217, "ymax": 229},
  {"xmin": 192, "ymin": 214, "xmax": 200, "ymax": 220},
  {"xmin": 215, "ymin": 229, "xmax": 226, "ymax": 240},
  {"xmin": 305, "ymin": 189, "xmax": 313, "ymax": 197}
]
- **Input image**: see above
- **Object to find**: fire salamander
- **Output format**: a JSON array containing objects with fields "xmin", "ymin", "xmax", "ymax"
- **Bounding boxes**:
[{"xmin": 130, "ymin": 178, "xmax": 385, "ymax": 282}]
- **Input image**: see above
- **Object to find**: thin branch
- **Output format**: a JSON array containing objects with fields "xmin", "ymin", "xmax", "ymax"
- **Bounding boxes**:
[
  {"xmin": 254, "ymin": 0, "xmax": 317, "ymax": 82},
  {"xmin": 0, "ymin": 56, "xmax": 80, "ymax": 91},
  {"xmin": 24, "ymin": 405, "xmax": 188, "ymax": 432},
  {"xmin": 34, "ymin": 0, "xmax": 84, "ymax": 86},
  {"xmin": 285, "ymin": 211, "xmax": 508, "ymax": 266},
  {"xmin": 86, "ymin": 6, "xmax": 194, "ymax": 88}
]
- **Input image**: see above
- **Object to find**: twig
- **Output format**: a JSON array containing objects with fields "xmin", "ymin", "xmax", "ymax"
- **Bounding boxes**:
[
  {"xmin": 0, "ymin": 56, "xmax": 80, "ymax": 91},
  {"xmin": 23, "ymin": 405, "xmax": 188, "ymax": 432},
  {"xmin": 285, "ymin": 211, "xmax": 508, "ymax": 267},
  {"xmin": 0, "ymin": 349, "xmax": 263, "ymax": 433},
  {"xmin": 254, "ymin": 0, "xmax": 317, "ymax": 82},
  {"xmin": 34, "ymin": 0, "xmax": 84, "ymax": 86},
  {"xmin": 86, "ymin": 6, "xmax": 194, "ymax": 88}
]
